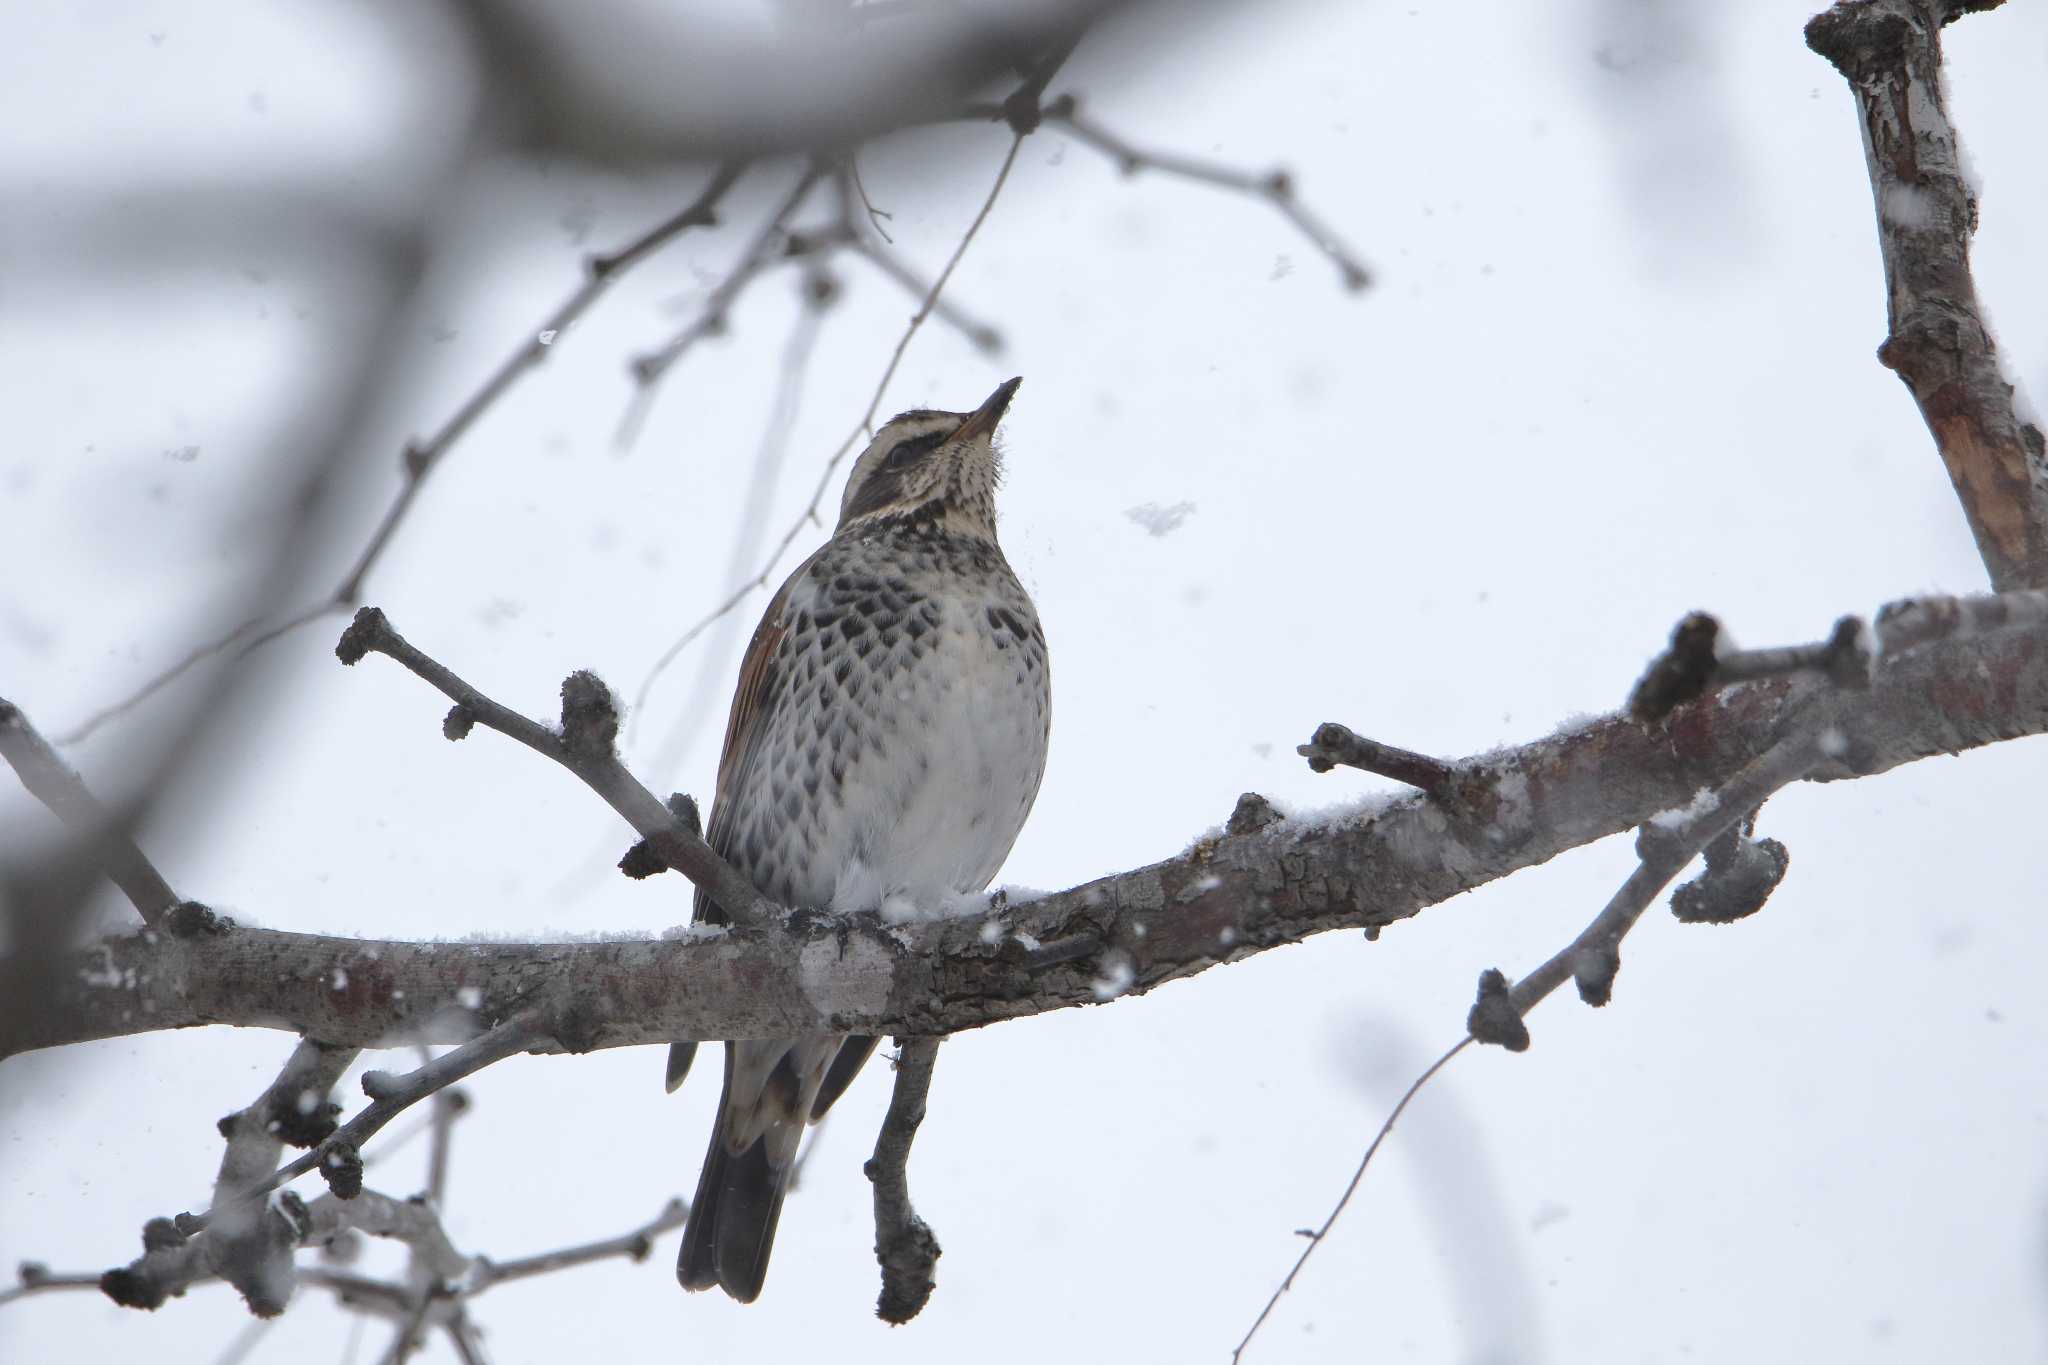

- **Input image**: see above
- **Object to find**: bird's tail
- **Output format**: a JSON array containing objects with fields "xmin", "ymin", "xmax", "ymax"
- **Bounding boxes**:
[{"xmin": 677, "ymin": 1063, "xmax": 795, "ymax": 1302}]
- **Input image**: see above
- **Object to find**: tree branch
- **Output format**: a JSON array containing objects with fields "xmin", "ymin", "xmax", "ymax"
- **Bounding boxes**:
[
  {"xmin": 335, "ymin": 607, "xmax": 775, "ymax": 926},
  {"xmin": 0, "ymin": 698, "xmax": 179, "ymax": 925},
  {"xmin": 1045, "ymin": 94, "xmax": 1371, "ymax": 292},
  {"xmin": 467, "ymin": 1198, "xmax": 686, "ymax": 1291},
  {"xmin": 867, "ymin": 1038, "xmax": 943, "ymax": 1324},
  {"xmin": 12, "ymin": 591, "xmax": 2044, "ymax": 1062},
  {"xmin": 205, "ymin": 1038, "xmax": 359, "ymax": 1314},
  {"xmin": 1806, "ymin": 0, "xmax": 2048, "ymax": 590}
]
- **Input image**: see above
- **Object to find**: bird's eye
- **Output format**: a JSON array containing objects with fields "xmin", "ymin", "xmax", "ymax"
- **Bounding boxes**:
[{"xmin": 883, "ymin": 434, "xmax": 939, "ymax": 471}]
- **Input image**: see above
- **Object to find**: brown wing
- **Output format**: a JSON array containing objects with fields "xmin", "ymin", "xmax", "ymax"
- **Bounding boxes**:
[
  {"xmin": 668, "ymin": 549, "xmax": 824, "ymax": 1094},
  {"xmin": 693, "ymin": 546, "xmax": 824, "ymax": 927}
]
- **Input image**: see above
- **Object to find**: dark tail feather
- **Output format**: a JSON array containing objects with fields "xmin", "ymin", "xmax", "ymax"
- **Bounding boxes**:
[
  {"xmin": 678, "ymin": 1101, "xmax": 791, "ymax": 1302},
  {"xmin": 665, "ymin": 1041, "xmax": 697, "ymax": 1093},
  {"xmin": 811, "ymin": 1035, "xmax": 881, "ymax": 1119}
]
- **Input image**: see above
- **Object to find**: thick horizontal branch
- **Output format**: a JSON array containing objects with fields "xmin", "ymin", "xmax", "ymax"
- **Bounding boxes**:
[{"xmin": 11, "ymin": 599, "xmax": 2044, "ymax": 1060}]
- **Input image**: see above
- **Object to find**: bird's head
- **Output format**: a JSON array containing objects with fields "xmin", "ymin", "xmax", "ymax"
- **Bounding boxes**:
[{"xmin": 837, "ymin": 377, "xmax": 1022, "ymax": 541}]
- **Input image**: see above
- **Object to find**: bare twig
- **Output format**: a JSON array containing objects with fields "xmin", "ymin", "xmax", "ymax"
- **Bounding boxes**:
[
  {"xmin": 618, "ymin": 160, "xmax": 827, "ymax": 446},
  {"xmin": 0, "ymin": 1267, "xmax": 103, "ymax": 1307},
  {"xmin": 424, "ymin": 1085, "xmax": 468, "ymax": 1208},
  {"xmin": 469, "ymin": 1197, "xmax": 687, "ymax": 1291},
  {"xmin": 867, "ymin": 1038, "xmax": 944, "ymax": 1324},
  {"xmin": 57, "ymin": 162, "xmax": 749, "ymax": 743},
  {"xmin": 0, "ymin": 698, "xmax": 178, "ymax": 924},
  {"xmin": 379, "ymin": 1289, "xmax": 437, "ymax": 1365},
  {"xmin": 1234, "ymin": 609, "xmax": 1884, "ymax": 1359},
  {"xmin": 1806, "ymin": 0, "xmax": 2048, "ymax": 591},
  {"xmin": 843, "ymin": 236, "xmax": 1002, "ymax": 354},
  {"xmin": 1501, "ymin": 723, "xmax": 1830, "ymax": 1024},
  {"xmin": 234, "ymin": 1008, "xmax": 551, "ymax": 1218},
  {"xmin": 1628, "ymin": 612, "xmax": 1874, "ymax": 723},
  {"xmin": 99, "ymin": 1186, "xmax": 473, "ymax": 1315},
  {"xmin": 444, "ymin": 1312, "xmax": 491, "ymax": 1365},
  {"xmin": 40, "ymin": 1183, "xmax": 684, "ymax": 1327},
  {"xmin": 847, "ymin": 151, "xmax": 895, "ymax": 240},
  {"xmin": 52, "ymin": 602, "xmax": 338, "ymax": 748},
  {"xmin": 1296, "ymin": 722, "xmax": 1455, "ymax": 794},
  {"xmin": 1046, "ymin": 95, "xmax": 1371, "ymax": 291},
  {"xmin": 1231, "ymin": 1038, "xmax": 1471, "ymax": 1363},
  {"xmin": 207, "ymin": 1037, "xmax": 359, "ymax": 1314},
  {"xmin": 336, "ymin": 607, "xmax": 776, "ymax": 926},
  {"xmin": 215, "ymin": 1317, "xmax": 273, "ymax": 1365}
]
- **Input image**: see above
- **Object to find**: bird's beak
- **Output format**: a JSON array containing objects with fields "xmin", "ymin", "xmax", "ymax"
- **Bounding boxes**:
[{"xmin": 949, "ymin": 376, "xmax": 1022, "ymax": 444}]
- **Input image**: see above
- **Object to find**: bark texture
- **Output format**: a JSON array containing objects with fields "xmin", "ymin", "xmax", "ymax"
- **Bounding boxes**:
[{"xmin": 1807, "ymin": 0, "xmax": 2048, "ymax": 590}]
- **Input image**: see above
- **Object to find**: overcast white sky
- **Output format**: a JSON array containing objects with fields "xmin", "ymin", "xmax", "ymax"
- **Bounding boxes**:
[{"xmin": 4, "ymin": 2, "xmax": 2047, "ymax": 1362}]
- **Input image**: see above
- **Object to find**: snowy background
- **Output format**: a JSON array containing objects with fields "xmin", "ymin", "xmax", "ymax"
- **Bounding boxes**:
[{"xmin": 4, "ymin": 1, "xmax": 2047, "ymax": 1361}]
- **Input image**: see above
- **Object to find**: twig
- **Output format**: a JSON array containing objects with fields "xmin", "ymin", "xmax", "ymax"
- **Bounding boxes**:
[
  {"xmin": 54, "ymin": 602, "xmax": 338, "ymax": 748},
  {"xmin": 424, "ymin": 1085, "xmax": 468, "ymax": 1208},
  {"xmin": 99, "ymin": 1186, "xmax": 475, "ymax": 1314},
  {"xmin": 844, "ymin": 237, "xmax": 1003, "ymax": 354},
  {"xmin": 1295, "ymin": 721, "xmax": 1455, "ymax": 793},
  {"xmin": 1805, "ymin": 0, "xmax": 2048, "ymax": 591},
  {"xmin": 215, "ymin": 1317, "xmax": 273, "ymax": 1365},
  {"xmin": 56, "ymin": 1181, "xmax": 684, "ymax": 1328},
  {"xmin": 379, "ymin": 1289, "xmax": 437, "ymax": 1365},
  {"xmin": 57, "ymin": 162, "xmax": 749, "ymax": 743},
  {"xmin": 1231, "ymin": 1038, "xmax": 1471, "ymax": 1363},
  {"xmin": 336, "ymin": 607, "xmax": 776, "ymax": 926},
  {"xmin": 833, "ymin": 163, "xmax": 1002, "ymax": 351},
  {"xmin": 300, "ymin": 1268, "xmax": 412, "ymax": 1315},
  {"xmin": 0, "ymin": 1267, "xmax": 103, "ymax": 1307},
  {"xmin": 1046, "ymin": 95, "xmax": 1371, "ymax": 292},
  {"xmin": 847, "ymin": 151, "xmax": 894, "ymax": 240},
  {"xmin": 444, "ymin": 1311, "xmax": 491, "ymax": 1365},
  {"xmin": 240, "ymin": 1009, "xmax": 550, "ymax": 1216},
  {"xmin": 867, "ymin": 1038, "xmax": 944, "ymax": 1324},
  {"xmin": 1500, "ymin": 725, "xmax": 1829, "ymax": 1025},
  {"xmin": 1628, "ymin": 612, "xmax": 1873, "ymax": 723},
  {"xmin": 468, "ymin": 1198, "xmax": 687, "ymax": 1291},
  {"xmin": 1236, "ymin": 612, "xmax": 1868, "ymax": 1359},
  {"xmin": 618, "ymin": 160, "xmax": 827, "ymax": 447},
  {"xmin": 0, "ymin": 698, "xmax": 178, "ymax": 924},
  {"xmin": 207, "ymin": 1037, "xmax": 359, "ymax": 1314}
]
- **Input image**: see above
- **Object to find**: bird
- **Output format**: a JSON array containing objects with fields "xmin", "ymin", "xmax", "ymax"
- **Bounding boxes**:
[{"xmin": 670, "ymin": 376, "xmax": 1050, "ymax": 1302}]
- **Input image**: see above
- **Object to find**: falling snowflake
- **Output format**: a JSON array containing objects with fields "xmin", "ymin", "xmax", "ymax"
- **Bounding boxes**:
[{"xmin": 1124, "ymin": 501, "xmax": 1197, "ymax": 538}]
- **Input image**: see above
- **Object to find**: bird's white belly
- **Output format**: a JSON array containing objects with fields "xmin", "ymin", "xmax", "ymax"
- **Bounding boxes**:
[{"xmin": 822, "ymin": 613, "xmax": 1045, "ymax": 914}]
